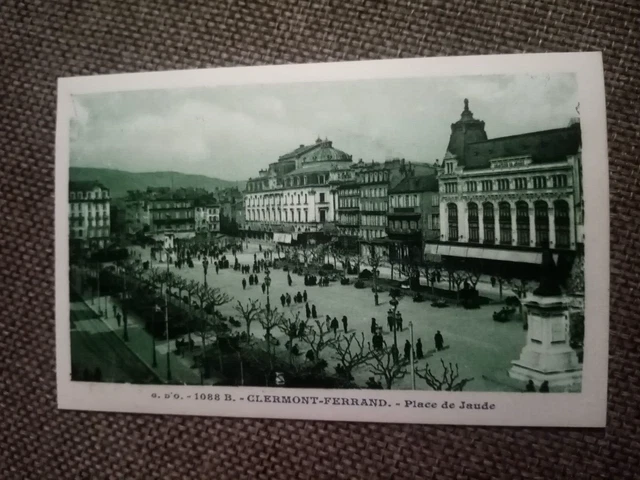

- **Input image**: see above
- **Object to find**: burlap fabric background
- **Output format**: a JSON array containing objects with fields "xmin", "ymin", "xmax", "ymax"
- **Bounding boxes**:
[{"xmin": 1, "ymin": 1, "xmax": 638, "ymax": 478}]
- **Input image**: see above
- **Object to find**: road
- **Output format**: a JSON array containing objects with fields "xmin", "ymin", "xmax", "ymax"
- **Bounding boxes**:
[{"xmin": 70, "ymin": 299, "xmax": 161, "ymax": 384}]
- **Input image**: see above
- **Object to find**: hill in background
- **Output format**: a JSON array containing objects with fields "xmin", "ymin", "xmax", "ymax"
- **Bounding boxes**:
[{"xmin": 70, "ymin": 167, "xmax": 246, "ymax": 198}]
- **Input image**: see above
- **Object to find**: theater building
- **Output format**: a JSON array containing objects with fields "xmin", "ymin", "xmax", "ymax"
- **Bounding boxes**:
[
  {"xmin": 425, "ymin": 99, "xmax": 583, "ymax": 280},
  {"xmin": 243, "ymin": 138, "xmax": 353, "ymax": 241}
]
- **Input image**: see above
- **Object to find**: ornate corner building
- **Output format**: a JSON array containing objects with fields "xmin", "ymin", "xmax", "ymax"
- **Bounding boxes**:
[
  {"xmin": 426, "ymin": 99, "xmax": 584, "ymax": 282},
  {"xmin": 68, "ymin": 181, "xmax": 111, "ymax": 251}
]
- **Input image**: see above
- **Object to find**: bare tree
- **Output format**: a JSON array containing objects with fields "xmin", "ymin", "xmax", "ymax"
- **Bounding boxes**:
[
  {"xmin": 331, "ymin": 332, "xmax": 373, "ymax": 382},
  {"xmin": 366, "ymin": 343, "xmax": 408, "ymax": 390},
  {"xmin": 258, "ymin": 304, "xmax": 286, "ymax": 372},
  {"xmin": 416, "ymin": 359, "xmax": 473, "ymax": 391},
  {"xmin": 446, "ymin": 267, "xmax": 467, "ymax": 302},
  {"xmin": 278, "ymin": 311, "xmax": 304, "ymax": 366},
  {"xmin": 300, "ymin": 318, "xmax": 337, "ymax": 362},
  {"xmin": 235, "ymin": 298, "xmax": 261, "ymax": 339}
]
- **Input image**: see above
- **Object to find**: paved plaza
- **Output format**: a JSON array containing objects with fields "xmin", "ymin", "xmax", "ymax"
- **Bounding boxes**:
[{"xmin": 128, "ymin": 241, "xmax": 528, "ymax": 391}]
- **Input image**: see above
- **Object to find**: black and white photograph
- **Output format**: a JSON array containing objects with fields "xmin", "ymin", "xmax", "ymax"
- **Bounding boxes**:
[{"xmin": 55, "ymin": 53, "xmax": 609, "ymax": 426}]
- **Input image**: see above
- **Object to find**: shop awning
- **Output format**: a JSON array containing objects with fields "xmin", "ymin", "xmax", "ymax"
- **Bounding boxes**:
[
  {"xmin": 274, "ymin": 233, "xmax": 293, "ymax": 244},
  {"xmin": 424, "ymin": 243, "xmax": 543, "ymax": 264}
]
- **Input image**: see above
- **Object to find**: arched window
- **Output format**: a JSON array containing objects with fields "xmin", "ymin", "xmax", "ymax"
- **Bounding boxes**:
[
  {"xmin": 516, "ymin": 201, "xmax": 530, "ymax": 246},
  {"xmin": 483, "ymin": 203, "xmax": 495, "ymax": 244},
  {"xmin": 499, "ymin": 202, "xmax": 512, "ymax": 245},
  {"xmin": 447, "ymin": 203, "xmax": 458, "ymax": 241},
  {"xmin": 554, "ymin": 200, "xmax": 570, "ymax": 248},
  {"xmin": 534, "ymin": 201, "xmax": 549, "ymax": 247},
  {"xmin": 468, "ymin": 202, "xmax": 479, "ymax": 243}
]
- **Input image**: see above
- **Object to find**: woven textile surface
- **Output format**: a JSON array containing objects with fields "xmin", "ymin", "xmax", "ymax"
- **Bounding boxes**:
[{"xmin": 1, "ymin": 0, "xmax": 639, "ymax": 478}]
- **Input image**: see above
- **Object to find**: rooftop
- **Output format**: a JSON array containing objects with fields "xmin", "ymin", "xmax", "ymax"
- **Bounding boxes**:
[
  {"xmin": 278, "ymin": 137, "xmax": 352, "ymax": 163},
  {"xmin": 463, "ymin": 123, "xmax": 581, "ymax": 170},
  {"xmin": 69, "ymin": 180, "xmax": 108, "ymax": 192},
  {"xmin": 389, "ymin": 174, "xmax": 438, "ymax": 194}
]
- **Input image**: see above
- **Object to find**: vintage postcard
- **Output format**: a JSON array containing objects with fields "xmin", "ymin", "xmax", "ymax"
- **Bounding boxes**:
[{"xmin": 55, "ymin": 52, "xmax": 609, "ymax": 426}]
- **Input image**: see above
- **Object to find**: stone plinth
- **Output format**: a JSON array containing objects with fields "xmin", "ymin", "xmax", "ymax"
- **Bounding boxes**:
[{"xmin": 509, "ymin": 293, "xmax": 582, "ymax": 388}]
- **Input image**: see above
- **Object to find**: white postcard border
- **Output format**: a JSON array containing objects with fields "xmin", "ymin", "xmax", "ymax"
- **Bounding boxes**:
[{"xmin": 55, "ymin": 52, "xmax": 610, "ymax": 427}]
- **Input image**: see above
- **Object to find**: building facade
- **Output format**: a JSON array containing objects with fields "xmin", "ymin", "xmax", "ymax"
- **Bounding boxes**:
[
  {"xmin": 358, "ymin": 159, "xmax": 436, "ymax": 257},
  {"xmin": 329, "ymin": 165, "xmax": 363, "ymax": 251},
  {"xmin": 69, "ymin": 181, "xmax": 111, "ymax": 250},
  {"xmin": 387, "ymin": 174, "xmax": 440, "ymax": 262},
  {"xmin": 243, "ymin": 138, "xmax": 353, "ymax": 239},
  {"xmin": 195, "ymin": 203, "xmax": 221, "ymax": 233},
  {"xmin": 149, "ymin": 196, "xmax": 195, "ymax": 234},
  {"xmin": 426, "ymin": 99, "xmax": 583, "ymax": 280}
]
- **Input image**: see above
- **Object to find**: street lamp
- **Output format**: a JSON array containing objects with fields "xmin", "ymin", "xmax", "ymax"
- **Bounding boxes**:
[
  {"xmin": 389, "ymin": 295, "xmax": 399, "ymax": 350},
  {"xmin": 165, "ymin": 287, "xmax": 172, "ymax": 382},
  {"xmin": 203, "ymin": 257, "xmax": 209, "ymax": 288},
  {"xmin": 265, "ymin": 267, "xmax": 272, "ymax": 311}
]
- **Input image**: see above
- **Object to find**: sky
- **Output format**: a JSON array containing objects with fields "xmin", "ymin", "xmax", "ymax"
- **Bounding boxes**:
[{"xmin": 69, "ymin": 73, "xmax": 579, "ymax": 181}]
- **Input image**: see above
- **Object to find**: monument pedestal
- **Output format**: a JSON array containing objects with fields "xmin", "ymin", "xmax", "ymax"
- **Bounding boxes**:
[{"xmin": 509, "ymin": 294, "xmax": 582, "ymax": 388}]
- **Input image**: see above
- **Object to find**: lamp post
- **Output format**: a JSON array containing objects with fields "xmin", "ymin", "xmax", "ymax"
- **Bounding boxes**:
[
  {"xmin": 409, "ymin": 320, "xmax": 416, "ymax": 390},
  {"xmin": 165, "ymin": 287, "xmax": 172, "ymax": 382},
  {"xmin": 151, "ymin": 303, "xmax": 158, "ymax": 368},
  {"xmin": 203, "ymin": 258, "xmax": 209, "ymax": 288},
  {"xmin": 265, "ymin": 268, "xmax": 272, "ymax": 311},
  {"xmin": 389, "ymin": 296, "xmax": 399, "ymax": 351}
]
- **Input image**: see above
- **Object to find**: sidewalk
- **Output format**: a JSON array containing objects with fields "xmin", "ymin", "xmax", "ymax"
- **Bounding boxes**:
[{"xmin": 83, "ymin": 292, "xmax": 205, "ymax": 385}]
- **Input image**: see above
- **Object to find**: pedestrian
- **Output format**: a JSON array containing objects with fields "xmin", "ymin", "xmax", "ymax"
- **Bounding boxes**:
[
  {"xmin": 116, "ymin": 312, "xmax": 121, "ymax": 327},
  {"xmin": 434, "ymin": 330, "xmax": 444, "ymax": 351},
  {"xmin": 331, "ymin": 317, "xmax": 339, "ymax": 336},
  {"xmin": 326, "ymin": 315, "xmax": 331, "ymax": 328},
  {"xmin": 215, "ymin": 264, "xmax": 219, "ymax": 275},
  {"xmin": 298, "ymin": 321, "xmax": 305, "ymax": 337},
  {"xmin": 259, "ymin": 244, "xmax": 262, "ymax": 252},
  {"xmin": 370, "ymin": 317, "xmax": 377, "ymax": 335},
  {"xmin": 396, "ymin": 312, "xmax": 403, "ymax": 331},
  {"xmin": 404, "ymin": 339, "xmax": 412, "ymax": 361},
  {"xmin": 303, "ymin": 290, "xmax": 308, "ymax": 303},
  {"xmin": 342, "ymin": 315, "xmax": 348, "ymax": 333},
  {"xmin": 255, "ymin": 274, "xmax": 259, "ymax": 285},
  {"xmin": 539, "ymin": 381, "xmax": 550, "ymax": 393},
  {"xmin": 287, "ymin": 273, "xmax": 292, "ymax": 287},
  {"xmin": 305, "ymin": 302, "xmax": 311, "ymax": 319},
  {"xmin": 248, "ymin": 275, "xmax": 253, "ymax": 286},
  {"xmin": 391, "ymin": 343, "xmax": 399, "ymax": 363},
  {"xmin": 525, "ymin": 380, "xmax": 536, "ymax": 392},
  {"xmin": 261, "ymin": 283, "xmax": 266, "ymax": 294},
  {"xmin": 416, "ymin": 338, "xmax": 424, "ymax": 360},
  {"xmin": 387, "ymin": 309, "xmax": 394, "ymax": 331},
  {"xmin": 242, "ymin": 278, "xmax": 247, "ymax": 290},
  {"xmin": 280, "ymin": 294, "xmax": 286, "ymax": 307},
  {"xmin": 311, "ymin": 304, "xmax": 317, "ymax": 319},
  {"xmin": 286, "ymin": 294, "xmax": 292, "ymax": 307},
  {"xmin": 112, "ymin": 304, "xmax": 117, "ymax": 318}
]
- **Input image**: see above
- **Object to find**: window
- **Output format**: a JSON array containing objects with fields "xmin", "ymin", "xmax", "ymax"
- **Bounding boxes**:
[
  {"xmin": 552, "ymin": 175, "xmax": 568, "ymax": 188},
  {"xmin": 534, "ymin": 201, "xmax": 550, "ymax": 247},
  {"xmin": 431, "ymin": 213, "xmax": 439, "ymax": 233},
  {"xmin": 499, "ymin": 202, "xmax": 512, "ymax": 245},
  {"xmin": 319, "ymin": 193, "xmax": 325, "ymax": 203},
  {"xmin": 413, "ymin": 195, "xmax": 418, "ymax": 207},
  {"xmin": 304, "ymin": 194, "xmax": 308, "ymax": 204},
  {"xmin": 410, "ymin": 220, "xmax": 417, "ymax": 230},
  {"xmin": 431, "ymin": 194, "xmax": 439, "ymax": 207},
  {"xmin": 446, "ymin": 162, "xmax": 454, "ymax": 174},
  {"xmin": 404, "ymin": 194, "xmax": 409, "ymax": 206},
  {"xmin": 402, "ymin": 220, "xmax": 409, "ymax": 230},
  {"xmin": 533, "ymin": 176, "xmax": 548, "ymax": 189},
  {"xmin": 304, "ymin": 209, "xmax": 308, "ymax": 223},
  {"xmin": 482, "ymin": 180, "xmax": 493, "ymax": 191},
  {"xmin": 497, "ymin": 179, "xmax": 509, "ymax": 191},
  {"xmin": 554, "ymin": 200, "xmax": 570, "ymax": 247},
  {"xmin": 447, "ymin": 203, "xmax": 458, "ymax": 241},
  {"xmin": 444, "ymin": 183, "xmax": 458, "ymax": 193},
  {"xmin": 468, "ymin": 202, "xmax": 479, "ymax": 243},
  {"xmin": 466, "ymin": 181, "xmax": 477, "ymax": 192},
  {"xmin": 516, "ymin": 201, "xmax": 530, "ymax": 246},
  {"xmin": 514, "ymin": 178, "xmax": 527, "ymax": 190},
  {"xmin": 483, "ymin": 203, "xmax": 495, "ymax": 244}
]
